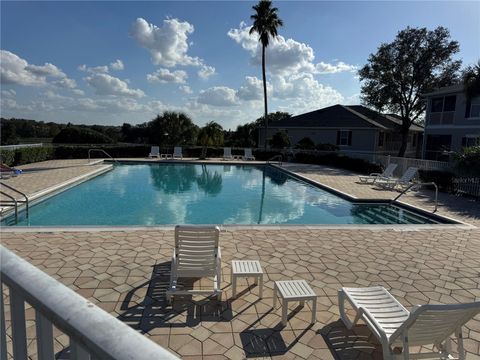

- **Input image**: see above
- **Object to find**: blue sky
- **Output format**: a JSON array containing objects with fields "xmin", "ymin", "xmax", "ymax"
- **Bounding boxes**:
[{"xmin": 1, "ymin": 1, "xmax": 479, "ymax": 130}]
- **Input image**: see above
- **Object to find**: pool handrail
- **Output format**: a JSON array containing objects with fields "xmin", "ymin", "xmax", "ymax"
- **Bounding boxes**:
[{"xmin": 88, "ymin": 148, "xmax": 120, "ymax": 164}]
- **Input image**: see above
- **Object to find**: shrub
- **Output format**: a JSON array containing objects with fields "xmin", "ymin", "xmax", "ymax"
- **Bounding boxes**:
[
  {"xmin": 454, "ymin": 145, "xmax": 480, "ymax": 176},
  {"xmin": 269, "ymin": 131, "xmax": 291, "ymax": 149},
  {"xmin": 418, "ymin": 170, "xmax": 455, "ymax": 192},
  {"xmin": 0, "ymin": 149, "xmax": 15, "ymax": 166},
  {"xmin": 294, "ymin": 152, "xmax": 382, "ymax": 174},
  {"xmin": 295, "ymin": 137, "xmax": 315, "ymax": 150},
  {"xmin": 315, "ymin": 143, "xmax": 339, "ymax": 151},
  {"xmin": 52, "ymin": 126, "xmax": 114, "ymax": 144}
]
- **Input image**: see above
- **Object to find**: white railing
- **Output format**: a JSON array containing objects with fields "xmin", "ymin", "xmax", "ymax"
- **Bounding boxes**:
[
  {"xmin": 0, "ymin": 143, "xmax": 43, "ymax": 150},
  {"xmin": 376, "ymin": 155, "xmax": 453, "ymax": 177},
  {"xmin": 0, "ymin": 246, "xmax": 179, "ymax": 360}
]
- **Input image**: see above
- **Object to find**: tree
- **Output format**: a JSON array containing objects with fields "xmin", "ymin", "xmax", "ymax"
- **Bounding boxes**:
[
  {"xmin": 359, "ymin": 26, "xmax": 461, "ymax": 157},
  {"xmin": 52, "ymin": 126, "xmax": 114, "ymax": 144},
  {"xmin": 197, "ymin": 121, "xmax": 224, "ymax": 159},
  {"xmin": 463, "ymin": 60, "xmax": 480, "ymax": 100},
  {"xmin": 0, "ymin": 122, "xmax": 19, "ymax": 145},
  {"xmin": 269, "ymin": 131, "xmax": 290, "ymax": 149},
  {"xmin": 148, "ymin": 111, "xmax": 198, "ymax": 146},
  {"xmin": 250, "ymin": 0, "xmax": 283, "ymax": 151},
  {"xmin": 254, "ymin": 111, "xmax": 291, "ymax": 127}
]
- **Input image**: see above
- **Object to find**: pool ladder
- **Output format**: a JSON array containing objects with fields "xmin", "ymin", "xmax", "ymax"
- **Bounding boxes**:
[
  {"xmin": 0, "ymin": 181, "xmax": 29, "ymax": 223},
  {"xmin": 392, "ymin": 182, "xmax": 438, "ymax": 212},
  {"xmin": 88, "ymin": 148, "xmax": 120, "ymax": 164}
]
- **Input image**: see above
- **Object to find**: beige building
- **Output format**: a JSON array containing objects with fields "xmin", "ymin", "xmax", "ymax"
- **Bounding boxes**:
[
  {"xmin": 259, "ymin": 104, "xmax": 423, "ymax": 157},
  {"xmin": 422, "ymin": 84, "xmax": 480, "ymax": 160}
]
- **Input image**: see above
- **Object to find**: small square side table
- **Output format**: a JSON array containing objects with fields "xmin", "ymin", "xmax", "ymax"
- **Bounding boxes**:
[
  {"xmin": 231, "ymin": 260, "xmax": 263, "ymax": 298},
  {"xmin": 273, "ymin": 280, "xmax": 317, "ymax": 326}
]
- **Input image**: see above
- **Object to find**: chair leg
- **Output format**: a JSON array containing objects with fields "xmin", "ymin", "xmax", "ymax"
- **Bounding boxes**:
[
  {"xmin": 402, "ymin": 333, "xmax": 409, "ymax": 360},
  {"xmin": 232, "ymin": 275, "xmax": 237, "ymax": 299},
  {"xmin": 338, "ymin": 290, "xmax": 354, "ymax": 329},
  {"xmin": 273, "ymin": 283, "xmax": 277, "ymax": 308},
  {"xmin": 311, "ymin": 297, "xmax": 317, "ymax": 324},
  {"xmin": 258, "ymin": 275, "xmax": 263, "ymax": 299},
  {"xmin": 282, "ymin": 300, "xmax": 288, "ymax": 326},
  {"xmin": 456, "ymin": 328, "xmax": 465, "ymax": 360}
]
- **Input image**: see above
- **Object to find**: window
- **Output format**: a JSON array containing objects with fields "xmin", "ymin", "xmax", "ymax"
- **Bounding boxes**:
[
  {"xmin": 430, "ymin": 95, "xmax": 456, "ymax": 113},
  {"xmin": 462, "ymin": 135, "xmax": 479, "ymax": 147},
  {"xmin": 378, "ymin": 131, "xmax": 384, "ymax": 147},
  {"xmin": 470, "ymin": 104, "xmax": 480, "ymax": 118},
  {"xmin": 336, "ymin": 130, "xmax": 352, "ymax": 146}
]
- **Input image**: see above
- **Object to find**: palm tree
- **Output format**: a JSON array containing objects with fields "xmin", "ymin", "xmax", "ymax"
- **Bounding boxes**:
[
  {"xmin": 197, "ymin": 121, "xmax": 224, "ymax": 159},
  {"xmin": 250, "ymin": 0, "xmax": 283, "ymax": 151}
]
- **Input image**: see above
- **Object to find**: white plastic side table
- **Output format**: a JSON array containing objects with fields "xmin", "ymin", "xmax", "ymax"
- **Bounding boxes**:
[
  {"xmin": 231, "ymin": 260, "xmax": 263, "ymax": 298},
  {"xmin": 273, "ymin": 280, "xmax": 317, "ymax": 326}
]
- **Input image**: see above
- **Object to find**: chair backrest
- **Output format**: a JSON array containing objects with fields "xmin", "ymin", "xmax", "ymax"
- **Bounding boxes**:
[
  {"xmin": 399, "ymin": 167, "xmax": 418, "ymax": 183},
  {"xmin": 174, "ymin": 147, "xmax": 182, "ymax": 156},
  {"xmin": 174, "ymin": 225, "xmax": 220, "ymax": 277},
  {"xmin": 224, "ymin": 147, "xmax": 232, "ymax": 157},
  {"xmin": 382, "ymin": 163, "xmax": 398, "ymax": 177},
  {"xmin": 393, "ymin": 302, "xmax": 480, "ymax": 346},
  {"xmin": 244, "ymin": 148, "xmax": 253, "ymax": 157},
  {"xmin": 150, "ymin": 146, "xmax": 160, "ymax": 155}
]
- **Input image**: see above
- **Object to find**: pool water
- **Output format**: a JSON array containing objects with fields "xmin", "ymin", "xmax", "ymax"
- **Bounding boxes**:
[{"xmin": 3, "ymin": 163, "xmax": 439, "ymax": 226}]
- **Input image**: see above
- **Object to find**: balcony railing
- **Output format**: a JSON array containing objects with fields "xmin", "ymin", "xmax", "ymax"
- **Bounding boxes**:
[{"xmin": 0, "ymin": 245, "xmax": 179, "ymax": 360}]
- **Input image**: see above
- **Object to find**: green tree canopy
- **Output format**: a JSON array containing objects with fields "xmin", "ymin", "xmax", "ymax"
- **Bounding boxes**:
[
  {"xmin": 463, "ymin": 60, "xmax": 480, "ymax": 100},
  {"xmin": 52, "ymin": 126, "xmax": 114, "ymax": 144},
  {"xmin": 359, "ymin": 26, "xmax": 461, "ymax": 156},
  {"xmin": 197, "ymin": 122, "xmax": 224, "ymax": 147},
  {"xmin": 148, "ymin": 111, "xmax": 198, "ymax": 146},
  {"xmin": 269, "ymin": 131, "xmax": 290, "ymax": 149}
]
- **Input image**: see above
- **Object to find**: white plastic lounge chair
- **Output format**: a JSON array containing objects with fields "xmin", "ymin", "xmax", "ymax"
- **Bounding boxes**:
[
  {"xmin": 166, "ymin": 225, "xmax": 222, "ymax": 302},
  {"xmin": 359, "ymin": 163, "xmax": 397, "ymax": 184},
  {"xmin": 376, "ymin": 167, "xmax": 418, "ymax": 190},
  {"xmin": 243, "ymin": 148, "xmax": 255, "ymax": 161},
  {"xmin": 148, "ymin": 146, "xmax": 160, "ymax": 158},
  {"xmin": 173, "ymin": 146, "xmax": 183, "ymax": 159},
  {"xmin": 339, "ymin": 286, "xmax": 480, "ymax": 360},
  {"xmin": 223, "ymin": 147, "xmax": 233, "ymax": 160}
]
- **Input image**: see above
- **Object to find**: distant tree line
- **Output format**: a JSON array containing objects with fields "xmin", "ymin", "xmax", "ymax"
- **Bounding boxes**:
[{"xmin": 1, "ymin": 110, "xmax": 292, "ymax": 148}]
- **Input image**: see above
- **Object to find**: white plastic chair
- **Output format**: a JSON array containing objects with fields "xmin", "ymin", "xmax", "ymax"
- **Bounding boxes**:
[
  {"xmin": 359, "ymin": 163, "xmax": 398, "ymax": 184},
  {"xmin": 166, "ymin": 225, "xmax": 222, "ymax": 302},
  {"xmin": 338, "ymin": 286, "xmax": 480, "ymax": 360},
  {"xmin": 243, "ymin": 148, "xmax": 255, "ymax": 160},
  {"xmin": 376, "ymin": 167, "xmax": 418, "ymax": 190},
  {"xmin": 223, "ymin": 147, "xmax": 233, "ymax": 160},
  {"xmin": 173, "ymin": 146, "xmax": 183, "ymax": 159},
  {"xmin": 148, "ymin": 146, "xmax": 160, "ymax": 158}
]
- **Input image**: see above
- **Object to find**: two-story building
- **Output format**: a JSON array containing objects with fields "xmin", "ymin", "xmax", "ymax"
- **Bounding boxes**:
[
  {"xmin": 422, "ymin": 84, "xmax": 480, "ymax": 160},
  {"xmin": 259, "ymin": 104, "xmax": 423, "ymax": 156}
]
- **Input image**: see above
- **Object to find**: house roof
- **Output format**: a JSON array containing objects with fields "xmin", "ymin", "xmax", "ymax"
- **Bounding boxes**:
[
  {"xmin": 267, "ymin": 104, "xmax": 423, "ymax": 132},
  {"xmin": 421, "ymin": 84, "xmax": 465, "ymax": 97}
]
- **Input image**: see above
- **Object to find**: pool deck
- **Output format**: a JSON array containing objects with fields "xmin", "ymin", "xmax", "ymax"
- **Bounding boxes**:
[{"xmin": 1, "ymin": 158, "xmax": 479, "ymax": 359}]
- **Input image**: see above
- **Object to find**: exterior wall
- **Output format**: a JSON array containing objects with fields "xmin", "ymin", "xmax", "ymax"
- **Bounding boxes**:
[
  {"xmin": 423, "ymin": 90, "xmax": 480, "ymax": 160},
  {"xmin": 376, "ymin": 130, "xmax": 422, "ymax": 157}
]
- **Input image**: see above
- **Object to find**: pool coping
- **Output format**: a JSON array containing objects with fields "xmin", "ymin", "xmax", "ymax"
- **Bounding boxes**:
[{"xmin": 0, "ymin": 160, "xmax": 475, "ymax": 230}]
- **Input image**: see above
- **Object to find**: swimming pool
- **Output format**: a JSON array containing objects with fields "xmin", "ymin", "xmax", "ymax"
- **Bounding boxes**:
[{"xmin": 2, "ymin": 163, "xmax": 444, "ymax": 226}]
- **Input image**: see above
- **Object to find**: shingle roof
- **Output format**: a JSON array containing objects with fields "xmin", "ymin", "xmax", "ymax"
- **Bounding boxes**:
[{"xmin": 267, "ymin": 104, "xmax": 423, "ymax": 132}]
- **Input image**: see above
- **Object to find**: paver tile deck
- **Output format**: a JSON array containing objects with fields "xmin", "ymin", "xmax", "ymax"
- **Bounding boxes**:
[{"xmin": 1, "ymin": 159, "xmax": 479, "ymax": 359}]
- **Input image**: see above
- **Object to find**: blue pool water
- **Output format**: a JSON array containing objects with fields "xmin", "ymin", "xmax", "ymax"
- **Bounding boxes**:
[{"xmin": 3, "ymin": 163, "xmax": 440, "ymax": 226}]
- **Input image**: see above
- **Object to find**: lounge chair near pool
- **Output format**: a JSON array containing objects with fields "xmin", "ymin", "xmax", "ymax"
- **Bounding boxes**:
[
  {"xmin": 223, "ymin": 147, "xmax": 234, "ymax": 160},
  {"xmin": 243, "ymin": 148, "xmax": 255, "ymax": 161},
  {"xmin": 375, "ymin": 167, "xmax": 418, "ymax": 190},
  {"xmin": 358, "ymin": 163, "xmax": 397, "ymax": 184},
  {"xmin": 0, "ymin": 163, "xmax": 22, "ymax": 179},
  {"xmin": 166, "ymin": 225, "xmax": 222, "ymax": 302},
  {"xmin": 148, "ymin": 146, "xmax": 160, "ymax": 158},
  {"xmin": 338, "ymin": 286, "xmax": 480, "ymax": 360},
  {"xmin": 173, "ymin": 146, "xmax": 183, "ymax": 159}
]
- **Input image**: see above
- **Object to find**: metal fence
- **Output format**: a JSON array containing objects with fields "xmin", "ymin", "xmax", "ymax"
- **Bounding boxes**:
[
  {"xmin": 453, "ymin": 178, "xmax": 480, "ymax": 198},
  {"xmin": 1, "ymin": 245, "xmax": 179, "ymax": 360},
  {"xmin": 375, "ymin": 155, "xmax": 453, "ymax": 177}
]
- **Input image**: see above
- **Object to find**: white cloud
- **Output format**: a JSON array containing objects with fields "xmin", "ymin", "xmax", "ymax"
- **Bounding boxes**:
[
  {"xmin": 236, "ymin": 76, "xmax": 266, "ymax": 101},
  {"xmin": 78, "ymin": 64, "xmax": 109, "ymax": 74},
  {"xmin": 197, "ymin": 86, "xmax": 238, "ymax": 107},
  {"xmin": 54, "ymin": 77, "xmax": 77, "ymax": 89},
  {"xmin": 228, "ymin": 22, "xmax": 357, "ymax": 77},
  {"xmin": 1, "ymin": 89, "xmax": 16, "ymax": 98},
  {"xmin": 84, "ymin": 73, "xmax": 145, "ymax": 98},
  {"xmin": 110, "ymin": 59, "xmax": 124, "ymax": 71},
  {"xmin": 316, "ymin": 61, "xmax": 357, "ymax": 74},
  {"xmin": 147, "ymin": 68, "xmax": 188, "ymax": 84},
  {"xmin": 130, "ymin": 17, "xmax": 202, "ymax": 67},
  {"xmin": 198, "ymin": 65, "xmax": 215, "ymax": 80},
  {"xmin": 179, "ymin": 85, "xmax": 193, "ymax": 94},
  {"xmin": 0, "ymin": 50, "xmax": 76, "ymax": 88}
]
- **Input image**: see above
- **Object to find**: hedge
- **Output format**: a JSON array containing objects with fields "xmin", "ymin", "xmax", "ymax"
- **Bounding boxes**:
[
  {"xmin": 0, "ymin": 147, "xmax": 54, "ymax": 166},
  {"xmin": 418, "ymin": 169, "xmax": 455, "ymax": 193},
  {"xmin": 293, "ymin": 152, "xmax": 382, "ymax": 175}
]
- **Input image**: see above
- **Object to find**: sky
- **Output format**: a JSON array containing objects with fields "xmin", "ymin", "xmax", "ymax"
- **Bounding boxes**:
[{"xmin": 1, "ymin": 1, "xmax": 479, "ymax": 130}]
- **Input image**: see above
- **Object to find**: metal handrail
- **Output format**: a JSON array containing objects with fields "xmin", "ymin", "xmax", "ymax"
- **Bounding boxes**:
[
  {"xmin": 392, "ymin": 182, "xmax": 439, "ymax": 212},
  {"xmin": 0, "ymin": 191, "xmax": 18, "ymax": 221},
  {"xmin": 267, "ymin": 154, "xmax": 283, "ymax": 165},
  {"xmin": 0, "ymin": 181, "xmax": 29, "ymax": 219},
  {"xmin": 88, "ymin": 149, "xmax": 119, "ymax": 164}
]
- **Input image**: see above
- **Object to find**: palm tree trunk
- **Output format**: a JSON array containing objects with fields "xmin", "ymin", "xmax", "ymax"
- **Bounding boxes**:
[{"xmin": 262, "ymin": 45, "xmax": 268, "ymax": 151}]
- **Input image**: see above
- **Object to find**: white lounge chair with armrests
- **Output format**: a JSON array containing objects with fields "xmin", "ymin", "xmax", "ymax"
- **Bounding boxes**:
[
  {"xmin": 243, "ymin": 148, "xmax": 255, "ymax": 161},
  {"xmin": 223, "ymin": 147, "xmax": 234, "ymax": 160},
  {"xmin": 338, "ymin": 286, "xmax": 480, "ymax": 360},
  {"xmin": 173, "ymin": 146, "xmax": 183, "ymax": 159},
  {"xmin": 166, "ymin": 225, "xmax": 222, "ymax": 303},
  {"xmin": 376, "ymin": 167, "xmax": 418, "ymax": 190},
  {"xmin": 359, "ymin": 163, "xmax": 397, "ymax": 184},
  {"xmin": 148, "ymin": 146, "xmax": 160, "ymax": 158}
]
